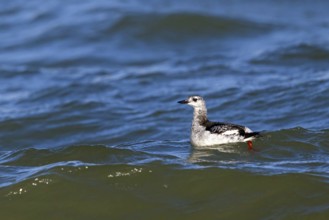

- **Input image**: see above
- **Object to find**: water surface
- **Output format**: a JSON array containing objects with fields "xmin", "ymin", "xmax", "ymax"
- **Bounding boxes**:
[{"xmin": 1, "ymin": 0, "xmax": 329, "ymax": 219}]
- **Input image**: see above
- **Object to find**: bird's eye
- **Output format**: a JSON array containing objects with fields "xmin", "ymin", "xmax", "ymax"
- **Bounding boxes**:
[{"xmin": 193, "ymin": 98, "xmax": 198, "ymax": 102}]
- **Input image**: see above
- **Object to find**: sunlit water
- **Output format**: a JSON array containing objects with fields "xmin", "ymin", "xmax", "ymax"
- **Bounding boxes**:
[{"xmin": 1, "ymin": 0, "xmax": 329, "ymax": 219}]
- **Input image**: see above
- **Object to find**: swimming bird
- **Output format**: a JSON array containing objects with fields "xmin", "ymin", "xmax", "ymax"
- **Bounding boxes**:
[{"xmin": 178, "ymin": 95, "xmax": 260, "ymax": 150}]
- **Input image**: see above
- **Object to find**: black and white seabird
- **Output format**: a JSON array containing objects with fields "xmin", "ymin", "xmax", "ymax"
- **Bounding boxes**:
[{"xmin": 178, "ymin": 95, "xmax": 260, "ymax": 150}]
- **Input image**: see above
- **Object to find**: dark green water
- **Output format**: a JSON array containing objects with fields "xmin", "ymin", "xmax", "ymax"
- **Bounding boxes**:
[{"xmin": 1, "ymin": 0, "xmax": 329, "ymax": 219}]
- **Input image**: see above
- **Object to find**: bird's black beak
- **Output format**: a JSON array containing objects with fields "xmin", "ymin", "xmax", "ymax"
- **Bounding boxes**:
[{"xmin": 178, "ymin": 99, "xmax": 189, "ymax": 104}]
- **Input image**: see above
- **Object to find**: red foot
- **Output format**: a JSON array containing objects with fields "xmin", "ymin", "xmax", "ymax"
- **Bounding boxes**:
[
  {"xmin": 246, "ymin": 141, "xmax": 260, "ymax": 152},
  {"xmin": 247, "ymin": 141, "xmax": 253, "ymax": 151}
]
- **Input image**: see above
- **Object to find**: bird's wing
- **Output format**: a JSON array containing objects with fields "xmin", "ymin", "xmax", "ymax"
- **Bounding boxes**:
[{"xmin": 205, "ymin": 122, "xmax": 246, "ymax": 136}]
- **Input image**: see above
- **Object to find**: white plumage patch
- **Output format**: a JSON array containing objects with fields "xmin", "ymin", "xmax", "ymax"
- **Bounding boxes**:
[{"xmin": 221, "ymin": 130, "xmax": 240, "ymax": 135}]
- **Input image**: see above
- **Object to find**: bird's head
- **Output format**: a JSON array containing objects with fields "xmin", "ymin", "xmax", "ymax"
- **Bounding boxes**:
[{"xmin": 178, "ymin": 95, "xmax": 206, "ymax": 109}]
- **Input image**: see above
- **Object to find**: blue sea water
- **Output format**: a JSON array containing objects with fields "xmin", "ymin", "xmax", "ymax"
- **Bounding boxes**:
[{"xmin": 1, "ymin": 0, "xmax": 329, "ymax": 219}]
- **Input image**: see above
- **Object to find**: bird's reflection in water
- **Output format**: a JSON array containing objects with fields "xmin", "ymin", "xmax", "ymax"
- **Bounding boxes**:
[{"xmin": 188, "ymin": 143, "xmax": 249, "ymax": 165}]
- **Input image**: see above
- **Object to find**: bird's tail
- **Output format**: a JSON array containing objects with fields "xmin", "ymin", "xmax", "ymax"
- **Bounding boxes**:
[{"xmin": 244, "ymin": 132, "xmax": 261, "ymax": 139}]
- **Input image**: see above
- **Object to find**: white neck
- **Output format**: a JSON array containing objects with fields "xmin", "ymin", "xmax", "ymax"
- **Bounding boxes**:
[{"xmin": 192, "ymin": 106, "xmax": 208, "ymax": 127}]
